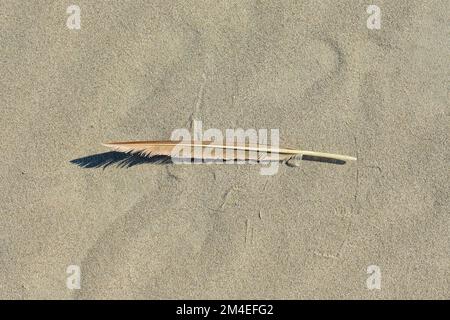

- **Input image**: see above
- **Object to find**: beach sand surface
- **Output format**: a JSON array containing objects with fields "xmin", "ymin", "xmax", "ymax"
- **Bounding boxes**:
[{"xmin": 0, "ymin": 1, "xmax": 448, "ymax": 299}]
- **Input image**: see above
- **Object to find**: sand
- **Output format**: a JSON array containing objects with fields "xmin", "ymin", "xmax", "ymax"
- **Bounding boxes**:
[{"xmin": 0, "ymin": 1, "xmax": 448, "ymax": 299}]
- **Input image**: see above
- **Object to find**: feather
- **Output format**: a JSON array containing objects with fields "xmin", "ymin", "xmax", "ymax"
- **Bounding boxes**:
[{"xmin": 102, "ymin": 140, "xmax": 357, "ymax": 164}]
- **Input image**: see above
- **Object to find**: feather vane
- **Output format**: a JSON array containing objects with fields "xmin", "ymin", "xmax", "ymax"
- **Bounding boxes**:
[{"xmin": 102, "ymin": 140, "xmax": 357, "ymax": 164}]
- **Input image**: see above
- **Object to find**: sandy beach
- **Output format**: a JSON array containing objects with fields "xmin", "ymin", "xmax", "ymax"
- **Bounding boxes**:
[{"xmin": 0, "ymin": 1, "xmax": 448, "ymax": 299}]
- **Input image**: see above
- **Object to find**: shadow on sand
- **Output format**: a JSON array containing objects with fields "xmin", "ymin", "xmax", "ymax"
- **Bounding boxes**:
[
  {"xmin": 70, "ymin": 152, "xmax": 346, "ymax": 169},
  {"xmin": 70, "ymin": 152, "xmax": 171, "ymax": 169}
]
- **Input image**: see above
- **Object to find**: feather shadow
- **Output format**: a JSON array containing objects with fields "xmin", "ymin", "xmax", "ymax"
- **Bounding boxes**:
[
  {"xmin": 70, "ymin": 151, "xmax": 171, "ymax": 169},
  {"xmin": 70, "ymin": 152, "xmax": 347, "ymax": 169},
  {"xmin": 301, "ymin": 155, "xmax": 346, "ymax": 165}
]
